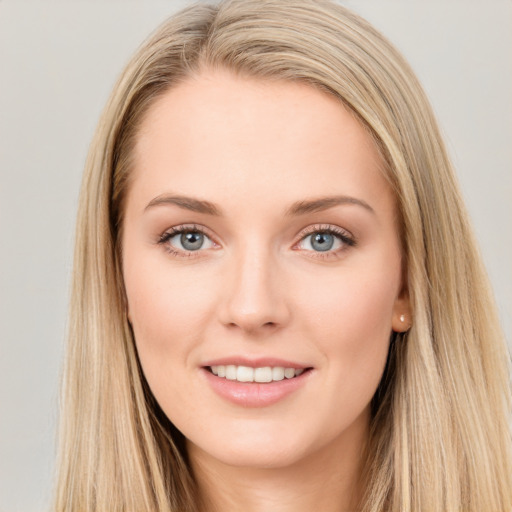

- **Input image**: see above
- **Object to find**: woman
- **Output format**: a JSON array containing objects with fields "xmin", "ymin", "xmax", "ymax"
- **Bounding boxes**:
[{"xmin": 54, "ymin": 1, "xmax": 512, "ymax": 511}]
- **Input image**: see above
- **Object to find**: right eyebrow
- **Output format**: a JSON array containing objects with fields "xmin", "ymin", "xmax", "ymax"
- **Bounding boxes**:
[{"xmin": 144, "ymin": 194, "xmax": 222, "ymax": 216}]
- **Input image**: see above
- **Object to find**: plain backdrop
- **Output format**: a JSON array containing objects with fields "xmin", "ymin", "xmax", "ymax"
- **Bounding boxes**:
[{"xmin": 0, "ymin": 1, "xmax": 511, "ymax": 511}]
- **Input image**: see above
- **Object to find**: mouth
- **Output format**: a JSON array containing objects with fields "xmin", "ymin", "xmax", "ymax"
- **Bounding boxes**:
[
  {"xmin": 202, "ymin": 361, "xmax": 314, "ymax": 407},
  {"xmin": 205, "ymin": 365, "xmax": 311, "ymax": 383}
]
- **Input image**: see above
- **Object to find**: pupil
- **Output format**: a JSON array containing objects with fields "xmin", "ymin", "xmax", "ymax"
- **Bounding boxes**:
[
  {"xmin": 181, "ymin": 232, "xmax": 204, "ymax": 251},
  {"xmin": 311, "ymin": 232, "xmax": 334, "ymax": 252}
]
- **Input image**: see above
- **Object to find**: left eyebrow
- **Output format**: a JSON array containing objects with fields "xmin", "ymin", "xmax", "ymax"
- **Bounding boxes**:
[{"xmin": 284, "ymin": 195, "xmax": 375, "ymax": 216}]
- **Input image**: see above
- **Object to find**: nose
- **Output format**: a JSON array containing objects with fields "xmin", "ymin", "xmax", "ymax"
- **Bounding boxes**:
[{"xmin": 217, "ymin": 243, "xmax": 291, "ymax": 335}]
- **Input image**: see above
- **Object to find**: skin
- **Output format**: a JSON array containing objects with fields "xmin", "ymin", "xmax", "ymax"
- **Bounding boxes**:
[{"xmin": 122, "ymin": 68, "xmax": 410, "ymax": 512}]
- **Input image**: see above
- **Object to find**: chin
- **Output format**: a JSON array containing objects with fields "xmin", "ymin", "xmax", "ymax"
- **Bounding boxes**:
[
  {"xmin": 200, "ymin": 442, "xmax": 307, "ymax": 470},
  {"xmin": 185, "ymin": 421, "xmax": 327, "ymax": 471}
]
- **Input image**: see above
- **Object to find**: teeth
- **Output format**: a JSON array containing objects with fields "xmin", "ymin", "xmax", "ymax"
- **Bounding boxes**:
[
  {"xmin": 284, "ymin": 368, "xmax": 295, "ymax": 379},
  {"xmin": 254, "ymin": 367, "xmax": 272, "ymax": 383},
  {"xmin": 272, "ymin": 367, "xmax": 285, "ymax": 381},
  {"xmin": 225, "ymin": 365, "xmax": 237, "ymax": 380},
  {"xmin": 237, "ymin": 366, "xmax": 254, "ymax": 382},
  {"xmin": 208, "ymin": 365, "xmax": 306, "ymax": 383}
]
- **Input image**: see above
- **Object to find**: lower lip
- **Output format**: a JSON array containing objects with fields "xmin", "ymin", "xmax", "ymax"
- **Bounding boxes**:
[{"xmin": 201, "ymin": 368, "xmax": 313, "ymax": 407}]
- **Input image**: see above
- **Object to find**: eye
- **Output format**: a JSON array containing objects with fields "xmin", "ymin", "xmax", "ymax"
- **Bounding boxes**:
[
  {"xmin": 295, "ymin": 225, "xmax": 356, "ymax": 256},
  {"xmin": 158, "ymin": 225, "xmax": 216, "ymax": 256},
  {"xmin": 302, "ymin": 232, "xmax": 339, "ymax": 252}
]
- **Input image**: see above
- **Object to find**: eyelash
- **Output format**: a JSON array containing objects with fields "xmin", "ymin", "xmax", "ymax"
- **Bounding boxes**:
[
  {"xmin": 157, "ymin": 223, "xmax": 356, "ymax": 260},
  {"xmin": 294, "ymin": 224, "xmax": 356, "ymax": 260},
  {"xmin": 157, "ymin": 224, "xmax": 215, "ymax": 258}
]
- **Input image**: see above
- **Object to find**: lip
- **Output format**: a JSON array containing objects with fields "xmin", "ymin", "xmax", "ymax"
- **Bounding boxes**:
[
  {"xmin": 200, "ymin": 358, "xmax": 314, "ymax": 408},
  {"xmin": 202, "ymin": 356, "xmax": 310, "ymax": 369}
]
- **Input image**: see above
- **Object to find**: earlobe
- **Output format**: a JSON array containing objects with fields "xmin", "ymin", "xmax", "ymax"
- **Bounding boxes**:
[
  {"xmin": 391, "ymin": 275, "xmax": 412, "ymax": 332},
  {"xmin": 390, "ymin": 262, "xmax": 412, "ymax": 332},
  {"xmin": 392, "ymin": 312, "xmax": 411, "ymax": 333},
  {"xmin": 392, "ymin": 295, "xmax": 412, "ymax": 333}
]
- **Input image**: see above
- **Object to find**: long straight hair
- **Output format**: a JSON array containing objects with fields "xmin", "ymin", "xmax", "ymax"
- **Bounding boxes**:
[{"xmin": 54, "ymin": 1, "xmax": 512, "ymax": 510}]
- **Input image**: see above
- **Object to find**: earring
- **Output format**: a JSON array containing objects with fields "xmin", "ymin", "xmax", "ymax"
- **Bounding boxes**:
[{"xmin": 400, "ymin": 314, "xmax": 405, "ymax": 323}]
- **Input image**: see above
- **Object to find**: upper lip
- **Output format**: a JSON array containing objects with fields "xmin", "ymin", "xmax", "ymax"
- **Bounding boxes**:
[{"xmin": 202, "ymin": 356, "xmax": 311, "ymax": 369}]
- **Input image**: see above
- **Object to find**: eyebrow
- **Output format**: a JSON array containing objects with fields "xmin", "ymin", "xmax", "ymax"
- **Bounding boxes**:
[
  {"xmin": 144, "ymin": 193, "xmax": 374, "ymax": 216},
  {"xmin": 284, "ymin": 195, "xmax": 375, "ymax": 216},
  {"xmin": 144, "ymin": 194, "xmax": 222, "ymax": 215}
]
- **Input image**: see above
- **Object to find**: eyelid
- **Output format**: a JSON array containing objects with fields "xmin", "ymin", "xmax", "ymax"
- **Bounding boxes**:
[
  {"xmin": 295, "ymin": 224, "xmax": 355, "ymax": 243},
  {"xmin": 292, "ymin": 223, "xmax": 356, "ymax": 257},
  {"xmin": 157, "ymin": 224, "xmax": 220, "ymax": 257},
  {"xmin": 156, "ymin": 222, "xmax": 356, "ymax": 259}
]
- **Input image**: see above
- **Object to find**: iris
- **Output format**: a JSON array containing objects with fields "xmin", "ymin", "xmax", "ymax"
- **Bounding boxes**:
[
  {"xmin": 181, "ymin": 232, "xmax": 204, "ymax": 251},
  {"xmin": 310, "ymin": 232, "xmax": 334, "ymax": 251}
]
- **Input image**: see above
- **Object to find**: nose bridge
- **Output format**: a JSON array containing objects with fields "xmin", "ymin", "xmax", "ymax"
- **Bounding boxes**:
[{"xmin": 219, "ymin": 238, "xmax": 289, "ymax": 333}]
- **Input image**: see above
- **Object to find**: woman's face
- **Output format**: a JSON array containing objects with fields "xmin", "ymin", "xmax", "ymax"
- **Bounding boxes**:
[{"xmin": 122, "ymin": 69, "xmax": 408, "ymax": 469}]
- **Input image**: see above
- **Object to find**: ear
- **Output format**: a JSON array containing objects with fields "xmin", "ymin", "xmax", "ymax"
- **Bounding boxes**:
[
  {"xmin": 391, "ymin": 282, "xmax": 412, "ymax": 333},
  {"xmin": 120, "ymin": 284, "xmax": 133, "ymax": 326},
  {"xmin": 123, "ymin": 293, "xmax": 133, "ymax": 325}
]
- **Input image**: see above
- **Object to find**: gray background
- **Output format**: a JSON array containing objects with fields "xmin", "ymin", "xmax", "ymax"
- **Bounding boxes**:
[{"xmin": 1, "ymin": 1, "xmax": 511, "ymax": 511}]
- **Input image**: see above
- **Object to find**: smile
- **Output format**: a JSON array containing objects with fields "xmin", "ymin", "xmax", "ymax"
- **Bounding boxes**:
[
  {"xmin": 209, "ymin": 365, "xmax": 305, "ymax": 383},
  {"xmin": 203, "ymin": 364, "xmax": 313, "ymax": 407}
]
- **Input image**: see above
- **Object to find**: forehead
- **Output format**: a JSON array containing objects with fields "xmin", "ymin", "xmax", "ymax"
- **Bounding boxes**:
[{"xmin": 129, "ymin": 68, "xmax": 394, "ymax": 219}]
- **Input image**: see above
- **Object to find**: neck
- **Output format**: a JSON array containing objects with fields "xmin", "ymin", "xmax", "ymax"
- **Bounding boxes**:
[{"xmin": 187, "ymin": 409, "xmax": 369, "ymax": 512}]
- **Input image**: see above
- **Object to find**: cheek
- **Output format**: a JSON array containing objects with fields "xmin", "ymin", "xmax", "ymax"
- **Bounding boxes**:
[
  {"xmin": 123, "ymin": 252, "xmax": 217, "ymax": 371},
  {"xmin": 128, "ymin": 275, "xmax": 199, "ymax": 332},
  {"xmin": 301, "ymin": 265, "xmax": 398, "ymax": 344},
  {"xmin": 297, "ymin": 265, "xmax": 398, "ymax": 397}
]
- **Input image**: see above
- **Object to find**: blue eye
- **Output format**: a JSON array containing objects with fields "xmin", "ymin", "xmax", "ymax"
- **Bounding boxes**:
[
  {"xmin": 178, "ymin": 231, "xmax": 206, "ymax": 251},
  {"xmin": 297, "ymin": 226, "xmax": 355, "ymax": 254},
  {"xmin": 158, "ymin": 224, "xmax": 355, "ymax": 258},
  {"xmin": 309, "ymin": 232, "xmax": 335, "ymax": 251},
  {"xmin": 159, "ymin": 226, "xmax": 215, "ymax": 254}
]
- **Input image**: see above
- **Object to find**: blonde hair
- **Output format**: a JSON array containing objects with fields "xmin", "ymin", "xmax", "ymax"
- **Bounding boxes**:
[{"xmin": 54, "ymin": 1, "xmax": 512, "ymax": 511}]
